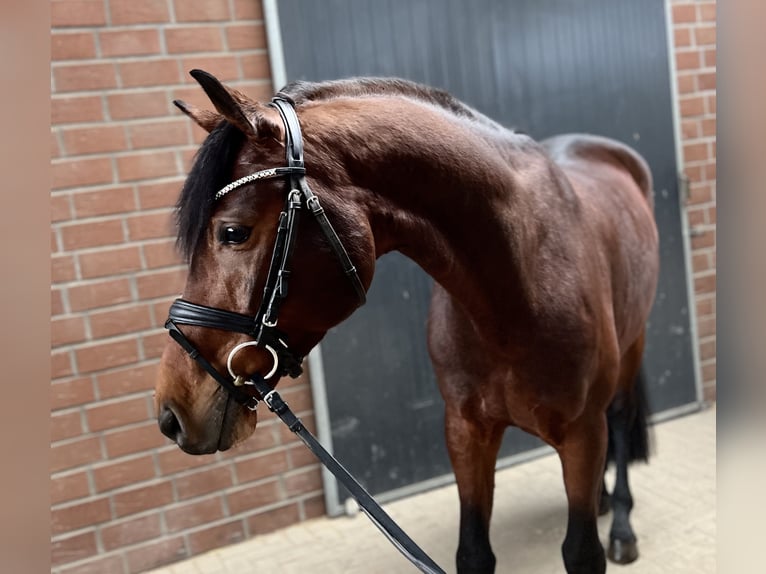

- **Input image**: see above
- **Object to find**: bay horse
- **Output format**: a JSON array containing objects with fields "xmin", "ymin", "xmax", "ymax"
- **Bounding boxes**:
[{"xmin": 155, "ymin": 70, "xmax": 658, "ymax": 574}]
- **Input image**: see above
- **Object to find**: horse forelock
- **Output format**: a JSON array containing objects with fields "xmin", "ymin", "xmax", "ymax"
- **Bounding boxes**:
[{"xmin": 175, "ymin": 120, "xmax": 245, "ymax": 261}]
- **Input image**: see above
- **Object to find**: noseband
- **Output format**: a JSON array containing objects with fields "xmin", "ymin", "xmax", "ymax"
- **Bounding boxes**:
[{"xmin": 164, "ymin": 96, "xmax": 366, "ymax": 410}]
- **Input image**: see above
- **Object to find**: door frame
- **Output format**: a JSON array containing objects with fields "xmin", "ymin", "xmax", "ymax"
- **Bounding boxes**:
[{"xmin": 263, "ymin": 0, "xmax": 704, "ymax": 517}]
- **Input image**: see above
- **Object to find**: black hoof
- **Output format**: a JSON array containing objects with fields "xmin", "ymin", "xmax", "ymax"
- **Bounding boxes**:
[{"xmin": 608, "ymin": 538, "xmax": 639, "ymax": 564}]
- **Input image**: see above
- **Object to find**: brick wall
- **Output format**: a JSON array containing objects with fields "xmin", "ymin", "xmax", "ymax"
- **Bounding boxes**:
[
  {"xmin": 50, "ymin": 1, "xmax": 717, "ymax": 573},
  {"xmin": 50, "ymin": 2, "xmax": 326, "ymax": 573},
  {"xmin": 670, "ymin": 1, "xmax": 717, "ymax": 401}
]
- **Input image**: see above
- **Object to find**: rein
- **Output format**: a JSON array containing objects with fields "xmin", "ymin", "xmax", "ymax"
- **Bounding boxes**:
[{"xmin": 164, "ymin": 97, "xmax": 444, "ymax": 574}]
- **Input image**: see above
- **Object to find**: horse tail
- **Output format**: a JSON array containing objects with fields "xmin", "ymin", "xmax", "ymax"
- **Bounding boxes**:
[{"xmin": 606, "ymin": 364, "xmax": 652, "ymax": 464}]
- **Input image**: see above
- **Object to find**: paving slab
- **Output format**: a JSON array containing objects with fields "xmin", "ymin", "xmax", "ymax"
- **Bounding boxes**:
[{"xmin": 149, "ymin": 405, "xmax": 715, "ymax": 573}]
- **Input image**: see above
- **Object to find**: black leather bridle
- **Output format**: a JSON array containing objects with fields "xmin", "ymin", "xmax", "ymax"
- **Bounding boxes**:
[
  {"xmin": 164, "ymin": 96, "xmax": 366, "ymax": 410},
  {"xmin": 163, "ymin": 96, "xmax": 444, "ymax": 574}
]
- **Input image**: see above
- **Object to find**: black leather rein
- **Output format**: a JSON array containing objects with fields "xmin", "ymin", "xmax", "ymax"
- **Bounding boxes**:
[{"xmin": 163, "ymin": 97, "xmax": 444, "ymax": 574}]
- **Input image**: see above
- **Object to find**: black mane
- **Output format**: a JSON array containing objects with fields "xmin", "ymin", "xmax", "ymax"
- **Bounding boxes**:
[{"xmin": 175, "ymin": 120, "xmax": 245, "ymax": 261}]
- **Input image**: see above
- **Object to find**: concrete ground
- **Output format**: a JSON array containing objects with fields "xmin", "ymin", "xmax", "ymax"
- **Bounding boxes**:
[{"xmin": 149, "ymin": 405, "xmax": 715, "ymax": 573}]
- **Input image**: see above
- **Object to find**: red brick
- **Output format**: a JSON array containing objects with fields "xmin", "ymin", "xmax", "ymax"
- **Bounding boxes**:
[
  {"xmin": 165, "ymin": 26, "xmax": 224, "ymax": 54},
  {"xmin": 157, "ymin": 445, "xmax": 218, "ymax": 475},
  {"xmin": 52, "ymin": 377, "xmax": 95, "ymax": 409},
  {"xmin": 672, "ymin": 4, "xmax": 696, "ymax": 24},
  {"xmin": 698, "ymin": 71, "xmax": 716, "ymax": 91},
  {"xmin": 59, "ymin": 554, "xmax": 124, "ymax": 574},
  {"xmin": 51, "ymin": 470, "xmax": 90, "ymax": 505},
  {"xmin": 699, "ymin": 3, "xmax": 716, "ymax": 22},
  {"xmin": 688, "ymin": 183, "xmax": 713, "ymax": 205},
  {"xmin": 188, "ymin": 519, "xmax": 246, "ymax": 554},
  {"xmin": 247, "ymin": 503, "xmax": 300, "ymax": 535},
  {"xmin": 52, "ymin": 288, "xmax": 65, "ymax": 316},
  {"xmin": 51, "ymin": 409, "xmax": 84, "ymax": 442},
  {"xmin": 696, "ymin": 296, "xmax": 714, "ymax": 317},
  {"xmin": 51, "ymin": 436, "xmax": 102, "ymax": 473},
  {"xmin": 218, "ymin": 421, "xmax": 280, "ymax": 459},
  {"xmin": 108, "ymin": 90, "xmax": 170, "ymax": 120},
  {"xmin": 235, "ymin": 450, "xmax": 290, "ymax": 484},
  {"xmin": 52, "ymin": 349, "xmax": 75, "ymax": 378},
  {"xmin": 676, "ymin": 74, "xmax": 695, "ymax": 95},
  {"xmin": 704, "ymin": 48, "xmax": 716, "ymax": 67},
  {"xmin": 181, "ymin": 55, "xmax": 239, "ymax": 82},
  {"xmin": 226, "ymin": 479, "xmax": 281, "ymax": 514},
  {"xmin": 233, "ymin": 0, "xmax": 263, "ymax": 20},
  {"xmin": 52, "ymin": 130, "xmax": 62, "ymax": 159},
  {"xmin": 68, "ymin": 278, "xmax": 133, "ymax": 312},
  {"xmin": 97, "ymin": 363, "xmax": 158, "ymax": 399},
  {"xmin": 86, "ymin": 396, "xmax": 151, "ymax": 432},
  {"xmin": 52, "ymin": 0, "xmax": 106, "ymax": 27},
  {"xmin": 692, "ymin": 252, "xmax": 710, "ymax": 273},
  {"xmin": 52, "ymin": 316, "xmax": 87, "ymax": 347},
  {"xmin": 52, "ymin": 157, "xmax": 113, "ymax": 190},
  {"xmin": 144, "ymin": 239, "xmax": 182, "ymax": 268},
  {"xmin": 79, "ymin": 246, "xmax": 143, "ymax": 279},
  {"xmin": 679, "ymin": 96, "xmax": 705, "ymax": 118},
  {"xmin": 119, "ymin": 59, "xmax": 181, "ymax": 88},
  {"xmin": 701, "ymin": 118, "xmax": 716, "ymax": 137},
  {"xmin": 136, "ymin": 267, "xmax": 187, "ymax": 299},
  {"xmin": 127, "ymin": 211, "xmax": 174, "ymax": 240},
  {"xmin": 113, "ymin": 480, "xmax": 174, "ymax": 518},
  {"xmin": 117, "ymin": 150, "xmax": 178, "ymax": 182},
  {"xmin": 702, "ymin": 361, "xmax": 716, "ymax": 382},
  {"xmin": 152, "ymin": 298, "xmax": 179, "ymax": 327},
  {"xmin": 680, "ymin": 119, "xmax": 699, "ymax": 139},
  {"xmin": 226, "ymin": 23, "xmax": 267, "ymax": 50},
  {"xmin": 240, "ymin": 53, "xmax": 271, "ymax": 80},
  {"xmin": 52, "ymin": 497, "xmax": 111, "ymax": 534},
  {"xmin": 695, "ymin": 25, "xmax": 716, "ymax": 46},
  {"xmin": 125, "ymin": 536, "xmax": 188, "ymax": 573},
  {"xmin": 694, "ymin": 272, "xmax": 716, "ymax": 294},
  {"xmin": 287, "ymin": 442, "xmax": 318, "ymax": 469},
  {"xmin": 700, "ymin": 339, "xmax": 716, "ymax": 361},
  {"xmin": 52, "ymin": 32, "xmax": 97, "ymax": 60},
  {"xmin": 697, "ymin": 314, "xmax": 716, "ymax": 338},
  {"xmin": 673, "ymin": 27, "xmax": 691, "ymax": 48},
  {"xmin": 54, "ymin": 62, "xmax": 117, "ymax": 92},
  {"xmin": 110, "ymin": 0, "xmax": 170, "ymax": 25},
  {"xmin": 302, "ymin": 493, "xmax": 326, "ymax": 520},
  {"xmin": 685, "ymin": 164, "xmax": 703, "ymax": 184},
  {"xmin": 703, "ymin": 162, "xmax": 716, "ymax": 182},
  {"xmin": 100, "ymin": 29, "xmax": 161, "ymax": 57},
  {"xmin": 683, "ymin": 142, "xmax": 708, "ymax": 163},
  {"xmin": 51, "ymin": 531, "xmax": 98, "ymax": 567},
  {"xmin": 675, "ymin": 51, "xmax": 700, "ymax": 71},
  {"xmin": 174, "ymin": 0, "xmax": 231, "ymax": 22},
  {"xmin": 61, "ymin": 218, "xmax": 124, "ymax": 250},
  {"xmin": 142, "ymin": 330, "xmax": 168, "ymax": 359},
  {"xmin": 104, "ymin": 421, "xmax": 167, "ymax": 458},
  {"xmin": 165, "ymin": 496, "xmax": 225, "ymax": 532},
  {"xmin": 72, "ymin": 185, "xmax": 136, "ymax": 218},
  {"xmin": 175, "ymin": 466, "xmax": 233, "ymax": 500},
  {"xmin": 52, "ymin": 253, "xmax": 77, "ymax": 282},
  {"xmin": 707, "ymin": 205, "xmax": 717, "ymax": 224},
  {"xmin": 75, "ymin": 339, "xmax": 140, "ymax": 374},
  {"xmin": 89, "ymin": 304, "xmax": 153, "ymax": 338},
  {"xmin": 284, "ymin": 466, "xmax": 322, "ymax": 497},
  {"xmin": 52, "ymin": 95, "xmax": 104, "ymax": 124},
  {"xmin": 138, "ymin": 179, "xmax": 184, "ymax": 209},
  {"xmin": 102, "ymin": 513, "xmax": 164, "ymax": 551},
  {"xmin": 129, "ymin": 119, "xmax": 189, "ymax": 149},
  {"xmin": 52, "ymin": 194, "xmax": 72, "ymax": 223},
  {"xmin": 92, "ymin": 454, "xmax": 156, "ymax": 492},
  {"xmin": 62, "ymin": 125, "xmax": 127, "ymax": 155}
]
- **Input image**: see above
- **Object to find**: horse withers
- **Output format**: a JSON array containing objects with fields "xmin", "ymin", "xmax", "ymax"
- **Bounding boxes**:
[{"xmin": 154, "ymin": 70, "xmax": 659, "ymax": 574}]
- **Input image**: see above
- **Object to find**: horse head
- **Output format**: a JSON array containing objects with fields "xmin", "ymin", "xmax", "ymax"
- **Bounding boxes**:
[{"xmin": 154, "ymin": 70, "xmax": 374, "ymax": 454}]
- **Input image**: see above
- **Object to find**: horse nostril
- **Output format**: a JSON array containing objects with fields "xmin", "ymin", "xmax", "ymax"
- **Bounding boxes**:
[{"xmin": 158, "ymin": 403, "xmax": 184, "ymax": 442}]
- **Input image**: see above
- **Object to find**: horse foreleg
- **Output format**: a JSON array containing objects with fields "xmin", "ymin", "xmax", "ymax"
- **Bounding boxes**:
[
  {"xmin": 558, "ymin": 413, "xmax": 608, "ymax": 574},
  {"xmin": 445, "ymin": 406, "xmax": 504, "ymax": 574}
]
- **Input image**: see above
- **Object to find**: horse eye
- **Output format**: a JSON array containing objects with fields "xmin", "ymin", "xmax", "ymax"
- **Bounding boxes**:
[{"xmin": 219, "ymin": 225, "xmax": 251, "ymax": 245}]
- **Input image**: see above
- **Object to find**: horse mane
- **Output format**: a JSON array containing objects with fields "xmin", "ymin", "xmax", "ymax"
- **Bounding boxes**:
[
  {"xmin": 175, "ymin": 120, "xmax": 245, "ymax": 261},
  {"xmin": 278, "ymin": 77, "xmax": 505, "ymax": 131}
]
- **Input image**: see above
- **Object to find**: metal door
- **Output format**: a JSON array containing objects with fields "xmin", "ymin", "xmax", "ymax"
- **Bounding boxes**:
[{"xmin": 269, "ymin": 0, "xmax": 699, "ymax": 514}]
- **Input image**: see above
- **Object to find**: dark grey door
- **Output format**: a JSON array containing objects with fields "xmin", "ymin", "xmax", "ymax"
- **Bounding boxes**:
[{"xmin": 275, "ymin": 0, "xmax": 698, "ymax": 510}]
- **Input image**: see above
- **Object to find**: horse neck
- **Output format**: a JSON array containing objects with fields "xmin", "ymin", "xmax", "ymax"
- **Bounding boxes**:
[{"xmin": 305, "ymin": 98, "xmax": 568, "ymax": 344}]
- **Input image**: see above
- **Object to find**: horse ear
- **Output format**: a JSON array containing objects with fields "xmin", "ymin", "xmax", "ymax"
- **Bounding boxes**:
[
  {"xmin": 189, "ymin": 69, "xmax": 282, "ymax": 142},
  {"xmin": 173, "ymin": 99, "xmax": 222, "ymax": 133}
]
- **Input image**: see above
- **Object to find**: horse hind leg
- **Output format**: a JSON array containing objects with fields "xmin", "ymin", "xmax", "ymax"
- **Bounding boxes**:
[
  {"xmin": 444, "ymin": 403, "xmax": 505, "ymax": 574},
  {"xmin": 606, "ymin": 333, "xmax": 651, "ymax": 565}
]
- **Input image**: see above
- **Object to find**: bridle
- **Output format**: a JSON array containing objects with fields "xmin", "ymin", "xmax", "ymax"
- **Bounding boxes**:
[
  {"xmin": 162, "ymin": 95, "xmax": 444, "ymax": 574},
  {"xmin": 164, "ymin": 96, "xmax": 366, "ymax": 410}
]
